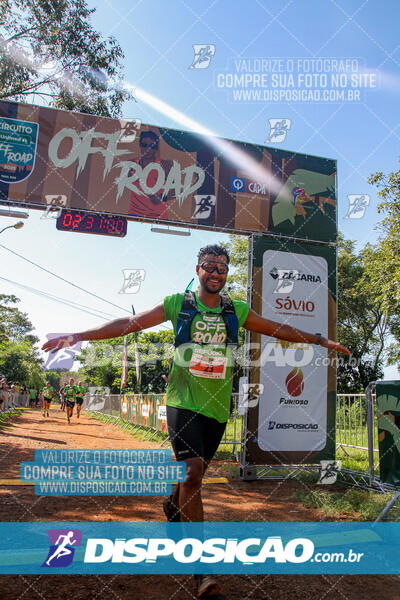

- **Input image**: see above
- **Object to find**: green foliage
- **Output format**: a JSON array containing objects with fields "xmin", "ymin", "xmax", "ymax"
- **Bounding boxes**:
[
  {"xmin": 44, "ymin": 369, "xmax": 61, "ymax": 391},
  {"xmin": 0, "ymin": 0, "xmax": 130, "ymax": 116},
  {"xmin": 221, "ymin": 234, "xmax": 248, "ymax": 301},
  {"xmin": 0, "ymin": 294, "xmax": 38, "ymax": 344},
  {"xmin": 77, "ymin": 330, "xmax": 175, "ymax": 394},
  {"xmin": 0, "ymin": 341, "xmax": 44, "ymax": 386},
  {"xmin": 0, "ymin": 294, "xmax": 44, "ymax": 385},
  {"xmin": 336, "ymin": 234, "xmax": 387, "ymax": 391},
  {"xmin": 367, "ymin": 164, "xmax": 400, "ymax": 367}
]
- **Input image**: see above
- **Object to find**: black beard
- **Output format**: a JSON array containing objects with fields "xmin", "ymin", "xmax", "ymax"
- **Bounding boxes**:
[{"xmin": 204, "ymin": 282, "xmax": 224, "ymax": 294}]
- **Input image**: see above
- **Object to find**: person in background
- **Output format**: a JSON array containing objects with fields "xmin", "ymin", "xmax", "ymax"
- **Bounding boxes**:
[
  {"xmin": 75, "ymin": 381, "xmax": 87, "ymax": 419},
  {"xmin": 43, "ymin": 381, "xmax": 55, "ymax": 418},
  {"xmin": 29, "ymin": 386, "xmax": 37, "ymax": 408}
]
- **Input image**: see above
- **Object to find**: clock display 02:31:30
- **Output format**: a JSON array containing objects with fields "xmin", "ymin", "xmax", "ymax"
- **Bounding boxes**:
[{"xmin": 56, "ymin": 210, "xmax": 127, "ymax": 237}]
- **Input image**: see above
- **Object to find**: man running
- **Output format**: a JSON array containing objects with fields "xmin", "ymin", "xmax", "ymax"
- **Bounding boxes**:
[
  {"xmin": 43, "ymin": 381, "xmax": 54, "ymax": 418},
  {"xmin": 75, "ymin": 381, "xmax": 86, "ymax": 419},
  {"xmin": 63, "ymin": 378, "xmax": 78, "ymax": 424},
  {"xmin": 43, "ymin": 244, "xmax": 349, "ymax": 598}
]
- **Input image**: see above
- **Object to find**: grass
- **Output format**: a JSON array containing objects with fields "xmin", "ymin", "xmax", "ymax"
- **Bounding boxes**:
[
  {"xmin": 0, "ymin": 407, "xmax": 25, "ymax": 429},
  {"xmin": 291, "ymin": 487, "xmax": 400, "ymax": 521}
]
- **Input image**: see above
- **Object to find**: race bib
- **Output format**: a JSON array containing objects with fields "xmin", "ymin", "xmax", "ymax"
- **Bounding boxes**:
[{"xmin": 189, "ymin": 350, "xmax": 228, "ymax": 379}]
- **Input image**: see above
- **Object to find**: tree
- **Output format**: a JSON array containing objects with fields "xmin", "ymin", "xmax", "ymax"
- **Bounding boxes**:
[
  {"xmin": 0, "ymin": 293, "xmax": 38, "ymax": 344},
  {"xmin": 0, "ymin": 341, "xmax": 45, "ymax": 386},
  {"xmin": 368, "ymin": 165, "xmax": 400, "ymax": 315},
  {"xmin": 0, "ymin": 293, "xmax": 45, "ymax": 385},
  {"xmin": 221, "ymin": 234, "xmax": 248, "ymax": 301},
  {"xmin": 366, "ymin": 164, "xmax": 400, "ymax": 368},
  {"xmin": 44, "ymin": 369, "xmax": 61, "ymax": 391},
  {"xmin": 77, "ymin": 331, "xmax": 175, "ymax": 394},
  {"xmin": 0, "ymin": 0, "xmax": 130, "ymax": 116},
  {"xmin": 337, "ymin": 236, "xmax": 389, "ymax": 391}
]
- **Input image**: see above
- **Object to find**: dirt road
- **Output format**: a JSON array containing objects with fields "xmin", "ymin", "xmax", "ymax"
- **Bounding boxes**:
[{"xmin": 0, "ymin": 408, "xmax": 398, "ymax": 599}]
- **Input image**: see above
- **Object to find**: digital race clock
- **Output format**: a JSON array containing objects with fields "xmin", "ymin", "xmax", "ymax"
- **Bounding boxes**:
[{"xmin": 56, "ymin": 209, "xmax": 127, "ymax": 238}]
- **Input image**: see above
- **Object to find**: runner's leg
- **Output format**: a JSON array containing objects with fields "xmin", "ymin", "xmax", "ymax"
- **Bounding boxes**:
[{"xmin": 179, "ymin": 457, "xmax": 205, "ymax": 522}]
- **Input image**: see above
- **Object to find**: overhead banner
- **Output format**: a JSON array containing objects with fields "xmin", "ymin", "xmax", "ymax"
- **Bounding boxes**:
[
  {"xmin": 376, "ymin": 381, "xmax": 400, "ymax": 486},
  {"xmin": 0, "ymin": 99, "xmax": 337, "ymax": 241},
  {"xmin": 245, "ymin": 235, "xmax": 337, "ymax": 465}
]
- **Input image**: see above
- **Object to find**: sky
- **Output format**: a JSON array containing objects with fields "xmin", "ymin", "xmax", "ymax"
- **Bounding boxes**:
[{"xmin": 1, "ymin": 0, "xmax": 399, "ymax": 378}]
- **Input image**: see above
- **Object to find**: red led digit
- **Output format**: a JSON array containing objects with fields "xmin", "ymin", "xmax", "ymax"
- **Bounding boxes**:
[
  {"xmin": 63, "ymin": 213, "xmax": 72, "ymax": 227},
  {"xmin": 107, "ymin": 219, "xmax": 115, "ymax": 231},
  {"xmin": 115, "ymin": 220, "xmax": 123, "ymax": 233},
  {"xmin": 72, "ymin": 214, "xmax": 82, "ymax": 228},
  {"xmin": 86, "ymin": 215, "xmax": 94, "ymax": 229}
]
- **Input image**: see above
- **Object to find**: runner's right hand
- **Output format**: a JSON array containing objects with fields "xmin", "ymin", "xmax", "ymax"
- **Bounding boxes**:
[{"xmin": 42, "ymin": 334, "xmax": 82, "ymax": 353}]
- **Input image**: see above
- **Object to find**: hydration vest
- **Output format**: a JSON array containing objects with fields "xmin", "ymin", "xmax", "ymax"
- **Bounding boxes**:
[{"xmin": 174, "ymin": 291, "xmax": 239, "ymax": 348}]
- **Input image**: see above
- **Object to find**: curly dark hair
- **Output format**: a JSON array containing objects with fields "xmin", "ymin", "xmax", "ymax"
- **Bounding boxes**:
[{"xmin": 197, "ymin": 244, "xmax": 230, "ymax": 264}]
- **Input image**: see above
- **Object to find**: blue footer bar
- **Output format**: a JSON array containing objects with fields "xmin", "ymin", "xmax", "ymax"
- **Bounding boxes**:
[{"xmin": 0, "ymin": 522, "xmax": 398, "ymax": 574}]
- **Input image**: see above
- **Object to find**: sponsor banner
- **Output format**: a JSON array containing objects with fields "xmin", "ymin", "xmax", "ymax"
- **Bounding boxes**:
[
  {"xmin": 0, "ymin": 99, "xmax": 337, "ymax": 242},
  {"xmin": 376, "ymin": 381, "xmax": 400, "ymax": 486},
  {"xmin": 0, "ymin": 522, "xmax": 399, "ymax": 574},
  {"xmin": 259, "ymin": 249, "xmax": 328, "ymax": 452},
  {"xmin": 246, "ymin": 236, "xmax": 336, "ymax": 465}
]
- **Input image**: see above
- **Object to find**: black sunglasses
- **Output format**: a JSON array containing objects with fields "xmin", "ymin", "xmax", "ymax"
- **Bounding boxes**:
[
  {"xmin": 199, "ymin": 261, "xmax": 229, "ymax": 274},
  {"xmin": 140, "ymin": 141, "xmax": 158, "ymax": 148}
]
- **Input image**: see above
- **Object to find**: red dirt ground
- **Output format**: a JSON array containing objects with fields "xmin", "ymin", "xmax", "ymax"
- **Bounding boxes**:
[{"xmin": 0, "ymin": 407, "xmax": 399, "ymax": 600}]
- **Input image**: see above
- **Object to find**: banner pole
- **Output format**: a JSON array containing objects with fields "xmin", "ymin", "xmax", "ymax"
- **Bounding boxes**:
[{"xmin": 132, "ymin": 305, "xmax": 141, "ymax": 394}]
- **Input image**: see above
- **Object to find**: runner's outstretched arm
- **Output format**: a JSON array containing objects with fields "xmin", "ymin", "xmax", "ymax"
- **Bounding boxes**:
[
  {"xmin": 42, "ymin": 303, "xmax": 165, "ymax": 352},
  {"xmin": 243, "ymin": 308, "xmax": 350, "ymax": 355}
]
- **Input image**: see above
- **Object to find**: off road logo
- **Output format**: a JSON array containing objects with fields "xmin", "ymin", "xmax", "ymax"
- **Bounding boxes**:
[
  {"xmin": 192, "ymin": 317, "xmax": 226, "ymax": 344},
  {"xmin": 269, "ymin": 267, "xmax": 321, "ymax": 294}
]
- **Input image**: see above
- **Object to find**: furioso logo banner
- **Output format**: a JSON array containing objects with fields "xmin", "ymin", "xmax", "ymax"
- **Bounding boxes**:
[
  {"xmin": 246, "ymin": 236, "xmax": 337, "ymax": 465},
  {"xmin": 0, "ymin": 99, "xmax": 337, "ymax": 241}
]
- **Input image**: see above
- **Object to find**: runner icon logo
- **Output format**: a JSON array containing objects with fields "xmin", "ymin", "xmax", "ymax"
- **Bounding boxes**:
[
  {"xmin": 42, "ymin": 529, "xmax": 82, "ymax": 568},
  {"xmin": 189, "ymin": 44, "xmax": 216, "ymax": 69}
]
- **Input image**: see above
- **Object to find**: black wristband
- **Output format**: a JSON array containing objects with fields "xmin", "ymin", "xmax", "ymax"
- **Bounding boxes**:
[{"xmin": 315, "ymin": 333, "xmax": 322, "ymax": 345}]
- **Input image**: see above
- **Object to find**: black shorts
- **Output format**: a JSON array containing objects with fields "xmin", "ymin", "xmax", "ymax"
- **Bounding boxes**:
[
  {"xmin": 166, "ymin": 406, "xmax": 227, "ymax": 461},
  {"xmin": 65, "ymin": 398, "xmax": 75, "ymax": 409},
  {"xmin": 75, "ymin": 397, "xmax": 83, "ymax": 406},
  {"xmin": 44, "ymin": 397, "xmax": 52, "ymax": 404}
]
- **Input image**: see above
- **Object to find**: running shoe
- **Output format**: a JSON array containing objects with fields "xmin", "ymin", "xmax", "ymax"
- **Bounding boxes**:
[
  {"xmin": 194, "ymin": 574, "xmax": 222, "ymax": 598},
  {"xmin": 162, "ymin": 494, "xmax": 180, "ymax": 522}
]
